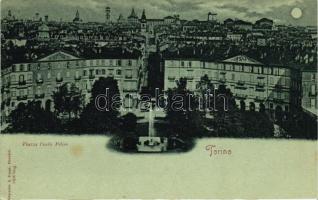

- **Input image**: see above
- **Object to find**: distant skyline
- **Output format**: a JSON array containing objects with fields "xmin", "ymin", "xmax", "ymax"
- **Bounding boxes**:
[{"xmin": 1, "ymin": 0, "xmax": 317, "ymax": 26}]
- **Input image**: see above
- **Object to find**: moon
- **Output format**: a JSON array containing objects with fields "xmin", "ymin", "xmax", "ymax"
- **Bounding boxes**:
[{"xmin": 291, "ymin": 7, "xmax": 303, "ymax": 19}]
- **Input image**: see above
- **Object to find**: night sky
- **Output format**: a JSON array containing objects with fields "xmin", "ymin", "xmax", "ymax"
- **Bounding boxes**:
[{"xmin": 1, "ymin": 0, "xmax": 317, "ymax": 26}]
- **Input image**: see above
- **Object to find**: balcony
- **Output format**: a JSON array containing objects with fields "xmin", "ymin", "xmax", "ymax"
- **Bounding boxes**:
[
  {"xmin": 272, "ymin": 98, "xmax": 285, "ymax": 104},
  {"xmin": 18, "ymin": 80, "xmax": 26, "ymax": 85},
  {"xmin": 6, "ymin": 98, "xmax": 11, "ymax": 106},
  {"xmin": 4, "ymin": 88, "xmax": 10, "ymax": 93},
  {"xmin": 256, "ymin": 82, "xmax": 265, "ymax": 88},
  {"xmin": 36, "ymin": 79, "xmax": 44, "ymax": 84},
  {"xmin": 237, "ymin": 80, "xmax": 245, "ymax": 86},
  {"xmin": 74, "ymin": 76, "xmax": 81, "ymax": 81},
  {"xmin": 123, "ymin": 89, "xmax": 138, "ymax": 93},
  {"xmin": 56, "ymin": 78, "xmax": 63, "ymax": 82},
  {"xmin": 186, "ymin": 76, "xmax": 194, "ymax": 80},
  {"xmin": 235, "ymin": 94, "xmax": 247, "ymax": 100},
  {"xmin": 309, "ymin": 91, "xmax": 317, "ymax": 97},
  {"xmin": 17, "ymin": 95, "xmax": 28, "ymax": 101},
  {"xmin": 35, "ymin": 94, "xmax": 45, "ymax": 99},
  {"xmin": 274, "ymin": 84, "xmax": 283, "ymax": 90},
  {"xmin": 255, "ymin": 96, "xmax": 266, "ymax": 102},
  {"xmin": 218, "ymin": 78, "xmax": 226, "ymax": 83},
  {"xmin": 257, "ymin": 76, "xmax": 265, "ymax": 79}
]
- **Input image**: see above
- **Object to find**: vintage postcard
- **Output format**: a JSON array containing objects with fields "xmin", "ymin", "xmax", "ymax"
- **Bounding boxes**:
[{"xmin": 0, "ymin": 0, "xmax": 317, "ymax": 199}]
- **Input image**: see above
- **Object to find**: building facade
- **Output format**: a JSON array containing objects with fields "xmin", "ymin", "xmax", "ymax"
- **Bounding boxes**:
[
  {"xmin": 1, "ymin": 50, "xmax": 143, "ymax": 123},
  {"xmin": 301, "ymin": 67, "xmax": 317, "ymax": 116},
  {"xmin": 164, "ymin": 55, "xmax": 301, "ymax": 113}
]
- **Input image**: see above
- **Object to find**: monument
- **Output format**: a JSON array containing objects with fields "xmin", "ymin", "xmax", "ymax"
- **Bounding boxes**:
[{"xmin": 137, "ymin": 108, "xmax": 168, "ymax": 152}]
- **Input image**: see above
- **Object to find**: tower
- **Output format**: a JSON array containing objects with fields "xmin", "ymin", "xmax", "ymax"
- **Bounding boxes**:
[
  {"xmin": 128, "ymin": 8, "xmax": 138, "ymax": 23},
  {"xmin": 44, "ymin": 15, "xmax": 48, "ymax": 23},
  {"xmin": 75, "ymin": 10, "xmax": 79, "ymax": 19},
  {"xmin": 73, "ymin": 10, "xmax": 82, "ymax": 23},
  {"xmin": 140, "ymin": 9, "xmax": 147, "ymax": 32},
  {"xmin": 105, "ymin": 6, "xmax": 111, "ymax": 23},
  {"xmin": 208, "ymin": 12, "xmax": 217, "ymax": 22},
  {"xmin": 35, "ymin": 12, "xmax": 40, "ymax": 21}
]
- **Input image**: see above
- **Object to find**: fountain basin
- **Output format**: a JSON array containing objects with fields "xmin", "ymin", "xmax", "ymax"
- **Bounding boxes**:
[{"xmin": 137, "ymin": 137, "xmax": 168, "ymax": 152}]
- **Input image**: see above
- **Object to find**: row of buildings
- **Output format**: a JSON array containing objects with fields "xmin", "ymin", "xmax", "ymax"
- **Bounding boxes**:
[
  {"xmin": 1, "ymin": 46, "xmax": 317, "ymax": 123},
  {"xmin": 1, "ymin": 48, "xmax": 144, "ymax": 123},
  {"xmin": 162, "ymin": 48, "xmax": 316, "ymax": 116}
]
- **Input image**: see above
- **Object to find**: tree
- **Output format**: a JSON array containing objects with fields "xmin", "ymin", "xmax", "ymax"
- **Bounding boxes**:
[
  {"xmin": 166, "ymin": 78, "xmax": 204, "ymax": 138},
  {"xmin": 212, "ymin": 85, "xmax": 241, "ymax": 137},
  {"xmin": 242, "ymin": 111, "xmax": 274, "ymax": 138},
  {"xmin": 259, "ymin": 103, "xmax": 266, "ymax": 113},
  {"xmin": 80, "ymin": 77, "xmax": 121, "ymax": 133},
  {"xmin": 9, "ymin": 101, "xmax": 60, "ymax": 133},
  {"xmin": 196, "ymin": 74, "xmax": 215, "ymax": 112},
  {"xmin": 121, "ymin": 113, "xmax": 138, "ymax": 133},
  {"xmin": 52, "ymin": 83, "xmax": 83, "ymax": 121},
  {"xmin": 240, "ymin": 100, "xmax": 246, "ymax": 111}
]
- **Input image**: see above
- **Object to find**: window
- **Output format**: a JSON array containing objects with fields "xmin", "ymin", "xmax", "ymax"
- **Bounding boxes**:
[
  {"xmin": 310, "ymin": 98, "xmax": 316, "ymax": 108},
  {"xmin": 19, "ymin": 75, "xmax": 25, "ymax": 82},
  {"xmin": 37, "ymin": 63, "xmax": 41, "ymax": 70},
  {"xmin": 117, "ymin": 60, "xmax": 122, "ymax": 66},
  {"xmin": 76, "ymin": 61, "xmax": 79, "ymax": 66},
  {"xmin": 48, "ymin": 63, "xmax": 51, "ymax": 70},
  {"xmin": 311, "ymin": 85, "xmax": 316, "ymax": 95},
  {"xmin": 19, "ymin": 64, "xmax": 23, "ymax": 71},
  {"xmin": 128, "ymin": 60, "xmax": 132, "ymax": 66},
  {"xmin": 12, "ymin": 65, "xmax": 16, "ymax": 72},
  {"xmin": 188, "ymin": 61, "xmax": 192, "ymax": 67},
  {"xmin": 47, "ymin": 86, "xmax": 51, "ymax": 93},
  {"xmin": 28, "ymin": 88, "xmax": 33, "ymax": 95},
  {"xmin": 102, "ymin": 69, "xmax": 106, "ymax": 74},
  {"xmin": 37, "ymin": 86, "xmax": 42, "ymax": 95},
  {"xmin": 285, "ymin": 105, "xmax": 289, "ymax": 112},
  {"xmin": 47, "ymin": 72, "xmax": 51, "ymax": 79},
  {"xmin": 116, "ymin": 69, "xmax": 122, "ymax": 75},
  {"xmin": 96, "ymin": 69, "xmax": 99, "ymax": 75},
  {"xmin": 28, "ymin": 74, "xmax": 32, "ymax": 81},
  {"xmin": 11, "ymin": 75, "xmax": 16, "ymax": 82},
  {"xmin": 57, "ymin": 72, "xmax": 61, "ymax": 79},
  {"xmin": 181, "ymin": 61, "xmax": 184, "ymax": 67},
  {"xmin": 110, "ymin": 60, "xmax": 113, "ymax": 66},
  {"xmin": 83, "ymin": 70, "xmax": 87, "ymax": 76},
  {"xmin": 311, "ymin": 74, "xmax": 316, "ymax": 81},
  {"xmin": 37, "ymin": 73, "xmax": 42, "ymax": 80},
  {"xmin": 125, "ymin": 69, "xmax": 132, "ymax": 78},
  {"xmin": 231, "ymin": 74, "xmax": 235, "ymax": 80},
  {"xmin": 19, "ymin": 90, "xmax": 24, "ymax": 97}
]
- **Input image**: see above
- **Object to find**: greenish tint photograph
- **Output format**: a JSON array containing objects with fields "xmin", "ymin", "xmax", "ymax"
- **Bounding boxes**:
[{"xmin": 0, "ymin": 0, "xmax": 317, "ymax": 199}]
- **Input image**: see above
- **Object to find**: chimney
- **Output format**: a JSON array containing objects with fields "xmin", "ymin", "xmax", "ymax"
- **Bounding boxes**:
[{"xmin": 35, "ymin": 12, "xmax": 39, "ymax": 21}]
